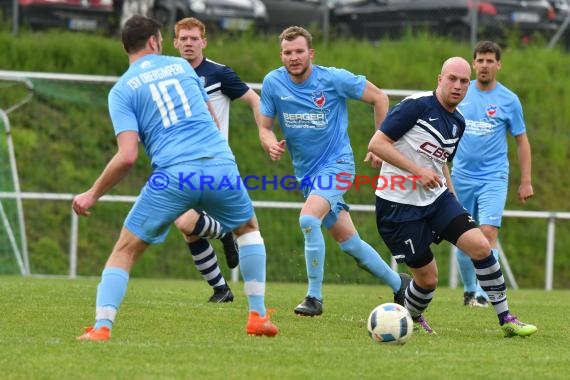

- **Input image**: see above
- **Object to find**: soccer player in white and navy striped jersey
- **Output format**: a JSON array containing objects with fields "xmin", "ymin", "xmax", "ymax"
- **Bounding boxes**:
[{"xmin": 368, "ymin": 57, "xmax": 536, "ymax": 338}]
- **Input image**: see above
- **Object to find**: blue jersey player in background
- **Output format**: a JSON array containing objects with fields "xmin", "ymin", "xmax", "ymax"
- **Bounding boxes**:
[
  {"xmin": 171, "ymin": 17, "xmax": 262, "ymax": 304},
  {"xmin": 369, "ymin": 56, "xmax": 536, "ymax": 337},
  {"xmin": 452, "ymin": 41, "xmax": 534, "ymax": 308},
  {"xmin": 258, "ymin": 26, "xmax": 409, "ymax": 317},
  {"xmin": 73, "ymin": 15, "xmax": 278, "ymax": 341}
]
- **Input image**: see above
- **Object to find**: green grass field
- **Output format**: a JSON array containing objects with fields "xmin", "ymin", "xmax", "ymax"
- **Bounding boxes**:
[{"xmin": 0, "ymin": 276, "xmax": 568, "ymax": 380}]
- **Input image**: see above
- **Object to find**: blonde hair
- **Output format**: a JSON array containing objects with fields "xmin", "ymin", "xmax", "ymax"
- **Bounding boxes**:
[
  {"xmin": 279, "ymin": 26, "xmax": 312, "ymax": 49},
  {"xmin": 174, "ymin": 17, "xmax": 206, "ymax": 39}
]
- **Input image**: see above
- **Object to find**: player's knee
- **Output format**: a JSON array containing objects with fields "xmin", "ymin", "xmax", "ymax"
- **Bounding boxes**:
[
  {"xmin": 299, "ymin": 215, "xmax": 321, "ymax": 235},
  {"xmin": 174, "ymin": 211, "xmax": 199, "ymax": 235},
  {"xmin": 458, "ymin": 229, "xmax": 491, "ymax": 260}
]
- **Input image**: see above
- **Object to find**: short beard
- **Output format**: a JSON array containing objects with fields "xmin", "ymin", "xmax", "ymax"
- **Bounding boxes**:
[
  {"xmin": 286, "ymin": 65, "xmax": 308, "ymax": 79},
  {"xmin": 477, "ymin": 76, "xmax": 491, "ymax": 86}
]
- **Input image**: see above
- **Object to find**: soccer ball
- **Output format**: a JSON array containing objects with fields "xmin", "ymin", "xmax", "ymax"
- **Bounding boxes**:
[{"xmin": 367, "ymin": 302, "xmax": 413, "ymax": 345}]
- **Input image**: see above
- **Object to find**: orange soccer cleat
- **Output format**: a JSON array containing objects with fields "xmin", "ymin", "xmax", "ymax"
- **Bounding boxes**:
[
  {"xmin": 76, "ymin": 326, "xmax": 111, "ymax": 342},
  {"xmin": 246, "ymin": 311, "xmax": 279, "ymax": 337}
]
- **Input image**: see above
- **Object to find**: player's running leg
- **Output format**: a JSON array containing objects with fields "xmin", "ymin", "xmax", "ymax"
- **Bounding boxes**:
[
  {"xmin": 331, "ymin": 211, "xmax": 402, "ymax": 295},
  {"xmin": 176, "ymin": 210, "xmax": 234, "ymax": 303},
  {"xmin": 294, "ymin": 214, "xmax": 325, "ymax": 316},
  {"xmin": 199, "ymin": 162, "xmax": 277, "ymax": 336},
  {"xmin": 457, "ymin": 227, "xmax": 537, "ymax": 337},
  {"xmin": 77, "ymin": 228, "xmax": 147, "ymax": 342}
]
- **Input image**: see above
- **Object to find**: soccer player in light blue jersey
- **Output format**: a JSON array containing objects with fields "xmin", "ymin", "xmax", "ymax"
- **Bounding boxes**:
[
  {"xmin": 258, "ymin": 26, "xmax": 409, "ymax": 317},
  {"xmin": 73, "ymin": 15, "xmax": 278, "ymax": 341},
  {"xmin": 452, "ymin": 41, "xmax": 533, "ymax": 308},
  {"xmin": 171, "ymin": 17, "xmax": 264, "ymax": 304},
  {"xmin": 369, "ymin": 56, "xmax": 536, "ymax": 337}
]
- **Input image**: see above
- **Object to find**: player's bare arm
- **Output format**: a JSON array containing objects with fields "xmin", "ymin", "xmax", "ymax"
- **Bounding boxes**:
[
  {"xmin": 239, "ymin": 89, "xmax": 262, "ymax": 127},
  {"xmin": 258, "ymin": 114, "xmax": 286, "ymax": 161},
  {"xmin": 361, "ymin": 80, "xmax": 390, "ymax": 128},
  {"xmin": 515, "ymin": 132, "xmax": 533, "ymax": 203},
  {"xmin": 361, "ymin": 81, "xmax": 389, "ymax": 169}
]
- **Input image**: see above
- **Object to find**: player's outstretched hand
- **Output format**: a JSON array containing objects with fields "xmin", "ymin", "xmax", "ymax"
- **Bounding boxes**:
[
  {"xmin": 269, "ymin": 140, "xmax": 286, "ymax": 161},
  {"xmin": 363, "ymin": 152, "xmax": 383, "ymax": 169},
  {"xmin": 72, "ymin": 191, "xmax": 97, "ymax": 217},
  {"xmin": 416, "ymin": 167, "xmax": 443, "ymax": 190}
]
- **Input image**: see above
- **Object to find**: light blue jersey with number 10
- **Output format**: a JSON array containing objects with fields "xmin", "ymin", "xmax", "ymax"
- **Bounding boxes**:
[{"xmin": 108, "ymin": 54, "xmax": 234, "ymax": 169}]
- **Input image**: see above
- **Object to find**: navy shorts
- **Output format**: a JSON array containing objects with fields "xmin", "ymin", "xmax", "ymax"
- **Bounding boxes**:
[{"xmin": 375, "ymin": 191, "xmax": 470, "ymax": 268}]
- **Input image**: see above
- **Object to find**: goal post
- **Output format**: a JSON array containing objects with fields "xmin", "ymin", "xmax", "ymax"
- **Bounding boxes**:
[{"xmin": 0, "ymin": 109, "xmax": 29, "ymax": 275}]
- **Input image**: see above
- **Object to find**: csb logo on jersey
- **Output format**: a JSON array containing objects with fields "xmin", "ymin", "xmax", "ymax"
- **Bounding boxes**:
[
  {"xmin": 486, "ymin": 104, "xmax": 498, "ymax": 117},
  {"xmin": 312, "ymin": 90, "xmax": 326, "ymax": 108}
]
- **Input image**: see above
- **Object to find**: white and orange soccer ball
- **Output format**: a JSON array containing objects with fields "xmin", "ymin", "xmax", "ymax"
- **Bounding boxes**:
[{"xmin": 367, "ymin": 302, "xmax": 413, "ymax": 345}]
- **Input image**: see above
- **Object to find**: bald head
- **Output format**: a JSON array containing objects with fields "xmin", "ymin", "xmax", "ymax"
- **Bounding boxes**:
[
  {"xmin": 436, "ymin": 56, "xmax": 471, "ymax": 112},
  {"xmin": 441, "ymin": 56, "xmax": 471, "ymax": 77}
]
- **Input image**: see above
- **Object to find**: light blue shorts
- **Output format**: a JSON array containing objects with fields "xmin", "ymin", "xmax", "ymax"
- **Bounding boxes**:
[
  {"xmin": 125, "ymin": 158, "xmax": 254, "ymax": 244},
  {"xmin": 301, "ymin": 158, "xmax": 353, "ymax": 229},
  {"xmin": 451, "ymin": 173, "xmax": 508, "ymax": 228}
]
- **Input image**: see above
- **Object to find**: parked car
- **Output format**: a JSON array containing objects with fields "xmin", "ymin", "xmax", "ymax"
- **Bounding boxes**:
[
  {"xmin": 547, "ymin": 0, "xmax": 570, "ymax": 47},
  {"xmin": 330, "ymin": 0, "xmax": 559, "ymax": 43},
  {"xmin": 260, "ymin": 0, "xmax": 327, "ymax": 34},
  {"xmin": 149, "ymin": 0, "xmax": 268, "ymax": 33},
  {"xmin": 0, "ymin": 0, "xmax": 119, "ymax": 34}
]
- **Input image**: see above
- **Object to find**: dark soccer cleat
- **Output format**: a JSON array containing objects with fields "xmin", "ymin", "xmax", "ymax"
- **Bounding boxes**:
[
  {"xmin": 464, "ymin": 292, "xmax": 489, "ymax": 307},
  {"xmin": 393, "ymin": 272, "xmax": 412, "ymax": 307},
  {"xmin": 294, "ymin": 296, "xmax": 323, "ymax": 316},
  {"xmin": 208, "ymin": 286, "xmax": 234, "ymax": 303},
  {"xmin": 472, "ymin": 295, "xmax": 489, "ymax": 308},
  {"xmin": 221, "ymin": 233, "xmax": 239, "ymax": 269},
  {"xmin": 463, "ymin": 291, "xmax": 476, "ymax": 306}
]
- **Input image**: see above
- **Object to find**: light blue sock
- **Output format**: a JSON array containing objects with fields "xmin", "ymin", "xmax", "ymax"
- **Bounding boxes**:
[
  {"xmin": 299, "ymin": 215, "xmax": 325, "ymax": 301},
  {"xmin": 339, "ymin": 233, "xmax": 401, "ymax": 292},
  {"xmin": 238, "ymin": 236, "xmax": 267, "ymax": 316},
  {"xmin": 456, "ymin": 249, "xmax": 477, "ymax": 293},
  {"xmin": 94, "ymin": 267, "xmax": 129, "ymax": 330},
  {"xmin": 475, "ymin": 248, "xmax": 500, "ymax": 299}
]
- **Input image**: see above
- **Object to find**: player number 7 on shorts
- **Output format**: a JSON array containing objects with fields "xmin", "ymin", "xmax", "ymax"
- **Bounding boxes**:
[{"xmin": 404, "ymin": 238, "xmax": 415, "ymax": 254}]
